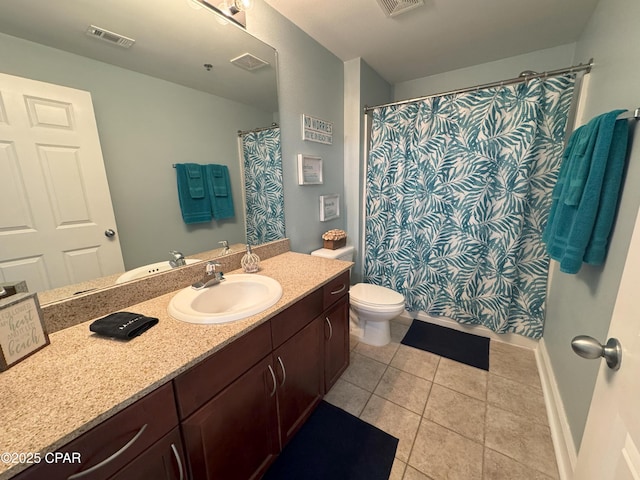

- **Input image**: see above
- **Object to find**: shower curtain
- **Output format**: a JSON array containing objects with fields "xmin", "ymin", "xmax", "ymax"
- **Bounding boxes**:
[
  {"xmin": 241, "ymin": 127, "xmax": 285, "ymax": 245},
  {"xmin": 365, "ymin": 74, "xmax": 576, "ymax": 339}
]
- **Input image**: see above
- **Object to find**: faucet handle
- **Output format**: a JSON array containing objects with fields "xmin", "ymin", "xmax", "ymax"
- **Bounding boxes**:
[{"xmin": 205, "ymin": 261, "xmax": 222, "ymax": 276}]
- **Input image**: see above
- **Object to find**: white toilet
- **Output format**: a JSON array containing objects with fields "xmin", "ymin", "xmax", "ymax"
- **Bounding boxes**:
[{"xmin": 310, "ymin": 245, "xmax": 405, "ymax": 346}]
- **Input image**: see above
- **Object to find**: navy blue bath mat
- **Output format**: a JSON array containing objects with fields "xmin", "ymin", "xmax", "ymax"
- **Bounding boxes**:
[
  {"xmin": 401, "ymin": 320, "xmax": 490, "ymax": 370},
  {"xmin": 263, "ymin": 401, "xmax": 398, "ymax": 480}
]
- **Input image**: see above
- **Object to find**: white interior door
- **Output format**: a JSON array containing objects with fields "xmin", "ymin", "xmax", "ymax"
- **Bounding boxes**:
[
  {"xmin": 0, "ymin": 72, "xmax": 124, "ymax": 292},
  {"xmin": 573, "ymin": 204, "xmax": 640, "ymax": 479}
]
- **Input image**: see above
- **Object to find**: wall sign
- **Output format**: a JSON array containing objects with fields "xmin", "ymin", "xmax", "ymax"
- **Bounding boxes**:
[
  {"xmin": 320, "ymin": 194, "xmax": 340, "ymax": 222},
  {"xmin": 0, "ymin": 293, "xmax": 49, "ymax": 371},
  {"xmin": 302, "ymin": 114, "xmax": 333, "ymax": 145},
  {"xmin": 297, "ymin": 154, "xmax": 323, "ymax": 185}
]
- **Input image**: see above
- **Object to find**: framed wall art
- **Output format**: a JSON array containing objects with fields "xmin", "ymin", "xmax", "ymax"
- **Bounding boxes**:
[
  {"xmin": 297, "ymin": 154, "xmax": 323, "ymax": 185},
  {"xmin": 319, "ymin": 194, "xmax": 340, "ymax": 221}
]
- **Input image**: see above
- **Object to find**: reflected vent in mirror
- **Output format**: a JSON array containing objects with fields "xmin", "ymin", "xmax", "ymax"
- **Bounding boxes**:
[
  {"xmin": 230, "ymin": 53, "xmax": 269, "ymax": 71},
  {"xmin": 85, "ymin": 25, "xmax": 135, "ymax": 48},
  {"xmin": 376, "ymin": 0, "xmax": 424, "ymax": 17}
]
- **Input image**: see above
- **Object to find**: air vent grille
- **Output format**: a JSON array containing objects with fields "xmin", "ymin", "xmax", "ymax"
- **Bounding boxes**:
[
  {"xmin": 376, "ymin": 0, "xmax": 424, "ymax": 17},
  {"xmin": 230, "ymin": 53, "xmax": 270, "ymax": 71},
  {"xmin": 85, "ymin": 25, "xmax": 135, "ymax": 48}
]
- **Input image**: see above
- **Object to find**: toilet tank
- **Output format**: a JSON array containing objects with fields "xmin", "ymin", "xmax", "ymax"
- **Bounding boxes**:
[{"xmin": 310, "ymin": 245, "xmax": 355, "ymax": 262}]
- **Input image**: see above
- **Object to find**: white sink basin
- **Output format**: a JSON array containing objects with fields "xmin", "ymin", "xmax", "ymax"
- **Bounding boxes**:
[
  {"xmin": 115, "ymin": 259, "xmax": 201, "ymax": 284},
  {"xmin": 168, "ymin": 274, "xmax": 283, "ymax": 324}
]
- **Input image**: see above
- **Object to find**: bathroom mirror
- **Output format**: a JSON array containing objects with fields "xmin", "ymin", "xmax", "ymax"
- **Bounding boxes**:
[{"xmin": 0, "ymin": 0, "xmax": 281, "ymax": 302}]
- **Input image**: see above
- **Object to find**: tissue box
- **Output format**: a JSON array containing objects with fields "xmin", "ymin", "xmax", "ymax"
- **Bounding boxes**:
[{"xmin": 323, "ymin": 238, "xmax": 346, "ymax": 250}]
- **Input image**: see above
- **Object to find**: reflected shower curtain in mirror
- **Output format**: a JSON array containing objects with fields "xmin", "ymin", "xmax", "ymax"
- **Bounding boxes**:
[
  {"xmin": 241, "ymin": 127, "xmax": 285, "ymax": 245},
  {"xmin": 364, "ymin": 74, "xmax": 575, "ymax": 339}
]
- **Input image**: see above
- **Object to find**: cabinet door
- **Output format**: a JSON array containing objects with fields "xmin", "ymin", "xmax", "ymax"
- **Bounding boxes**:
[
  {"xmin": 323, "ymin": 295, "xmax": 350, "ymax": 392},
  {"xmin": 181, "ymin": 355, "xmax": 279, "ymax": 480},
  {"xmin": 109, "ymin": 428, "xmax": 186, "ymax": 480},
  {"xmin": 274, "ymin": 315, "xmax": 323, "ymax": 446}
]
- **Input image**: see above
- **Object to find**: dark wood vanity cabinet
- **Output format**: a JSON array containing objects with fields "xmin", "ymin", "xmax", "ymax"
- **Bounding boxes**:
[
  {"xmin": 323, "ymin": 295, "xmax": 350, "ymax": 392},
  {"xmin": 13, "ymin": 383, "xmax": 185, "ymax": 480}
]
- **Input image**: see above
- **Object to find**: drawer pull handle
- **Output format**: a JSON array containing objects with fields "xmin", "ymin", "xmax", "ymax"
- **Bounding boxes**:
[
  {"xmin": 277, "ymin": 356, "xmax": 287, "ymax": 387},
  {"xmin": 325, "ymin": 317, "xmax": 333, "ymax": 340},
  {"xmin": 171, "ymin": 443, "xmax": 185, "ymax": 480},
  {"xmin": 330, "ymin": 284, "xmax": 346, "ymax": 295},
  {"xmin": 267, "ymin": 364, "xmax": 277, "ymax": 397},
  {"xmin": 67, "ymin": 424, "xmax": 148, "ymax": 479}
]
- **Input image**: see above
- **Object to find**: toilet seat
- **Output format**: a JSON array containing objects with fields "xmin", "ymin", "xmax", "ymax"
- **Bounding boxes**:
[{"xmin": 350, "ymin": 283, "xmax": 404, "ymax": 309}]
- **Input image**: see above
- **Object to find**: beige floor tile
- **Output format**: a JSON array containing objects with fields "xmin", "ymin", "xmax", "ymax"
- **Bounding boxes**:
[
  {"xmin": 340, "ymin": 351, "xmax": 387, "ymax": 392},
  {"xmin": 424, "ymin": 384, "xmax": 485, "ymax": 442},
  {"xmin": 323, "ymin": 378, "xmax": 371, "ymax": 417},
  {"xmin": 485, "ymin": 405, "xmax": 559, "ymax": 479},
  {"xmin": 390, "ymin": 345, "xmax": 440, "ymax": 381},
  {"xmin": 490, "ymin": 342, "xmax": 541, "ymax": 389},
  {"xmin": 374, "ymin": 366, "xmax": 432, "ymax": 414},
  {"xmin": 355, "ymin": 339, "xmax": 401, "ymax": 364},
  {"xmin": 359, "ymin": 394, "xmax": 421, "ymax": 463},
  {"xmin": 487, "ymin": 373, "xmax": 548, "ymax": 425},
  {"xmin": 484, "ymin": 448, "xmax": 554, "ymax": 480},
  {"xmin": 409, "ymin": 420, "xmax": 483, "ymax": 480},
  {"xmin": 389, "ymin": 458, "xmax": 407, "ymax": 480},
  {"xmin": 391, "ymin": 321, "xmax": 410, "ymax": 342},
  {"xmin": 403, "ymin": 465, "xmax": 434, "ymax": 479},
  {"xmin": 433, "ymin": 357, "xmax": 488, "ymax": 401}
]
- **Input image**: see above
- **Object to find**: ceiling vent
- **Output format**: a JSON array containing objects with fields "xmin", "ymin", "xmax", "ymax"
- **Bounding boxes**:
[
  {"xmin": 230, "ymin": 53, "xmax": 270, "ymax": 71},
  {"xmin": 85, "ymin": 25, "xmax": 135, "ymax": 48},
  {"xmin": 376, "ymin": 0, "xmax": 424, "ymax": 17}
]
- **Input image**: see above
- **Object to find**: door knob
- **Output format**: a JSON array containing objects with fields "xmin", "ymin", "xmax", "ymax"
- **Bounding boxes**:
[
  {"xmin": 105, "ymin": 229, "xmax": 116, "ymax": 238},
  {"xmin": 571, "ymin": 335, "xmax": 622, "ymax": 371}
]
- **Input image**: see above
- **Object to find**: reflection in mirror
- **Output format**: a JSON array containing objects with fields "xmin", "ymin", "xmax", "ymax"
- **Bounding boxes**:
[
  {"xmin": 239, "ymin": 125, "xmax": 285, "ymax": 245},
  {"xmin": 0, "ymin": 0, "xmax": 281, "ymax": 302}
]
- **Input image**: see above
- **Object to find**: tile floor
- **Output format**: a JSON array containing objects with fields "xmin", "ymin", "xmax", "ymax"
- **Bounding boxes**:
[{"xmin": 324, "ymin": 320, "xmax": 559, "ymax": 480}]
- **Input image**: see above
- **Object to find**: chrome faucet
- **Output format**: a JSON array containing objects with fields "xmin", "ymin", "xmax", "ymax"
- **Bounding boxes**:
[
  {"xmin": 219, "ymin": 240, "xmax": 231, "ymax": 255},
  {"xmin": 169, "ymin": 250, "xmax": 187, "ymax": 268},
  {"xmin": 192, "ymin": 261, "xmax": 224, "ymax": 290}
]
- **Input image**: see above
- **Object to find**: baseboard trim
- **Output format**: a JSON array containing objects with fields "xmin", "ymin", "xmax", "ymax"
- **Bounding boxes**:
[{"xmin": 536, "ymin": 338, "xmax": 577, "ymax": 480}]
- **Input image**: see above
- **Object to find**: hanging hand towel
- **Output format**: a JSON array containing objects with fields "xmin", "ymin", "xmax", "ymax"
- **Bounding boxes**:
[
  {"xmin": 206, "ymin": 164, "xmax": 235, "ymax": 219},
  {"xmin": 90, "ymin": 312, "xmax": 159, "ymax": 340},
  {"xmin": 543, "ymin": 109, "xmax": 628, "ymax": 274},
  {"xmin": 175, "ymin": 163, "xmax": 212, "ymax": 224}
]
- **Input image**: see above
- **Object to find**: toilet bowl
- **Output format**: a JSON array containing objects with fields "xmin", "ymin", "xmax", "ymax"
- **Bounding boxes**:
[
  {"xmin": 310, "ymin": 245, "xmax": 406, "ymax": 347},
  {"xmin": 349, "ymin": 283, "xmax": 405, "ymax": 346}
]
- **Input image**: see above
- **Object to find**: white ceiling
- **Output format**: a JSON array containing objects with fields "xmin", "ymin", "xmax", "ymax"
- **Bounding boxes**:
[{"xmin": 264, "ymin": 0, "xmax": 600, "ymax": 84}]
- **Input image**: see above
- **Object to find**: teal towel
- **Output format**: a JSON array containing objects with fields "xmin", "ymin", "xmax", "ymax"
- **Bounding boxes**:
[
  {"xmin": 543, "ymin": 109, "xmax": 628, "ymax": 273},
  {"xmin": 175, "ymin": 163, "xmax": 212, "ymax": 224},
  {"xmin": 186, "ymin": 164, "xmax": 205, "ymax": 199},
  {"xmin": 206, "ymin": 164, "xmax": 235, "ymax": 220}
]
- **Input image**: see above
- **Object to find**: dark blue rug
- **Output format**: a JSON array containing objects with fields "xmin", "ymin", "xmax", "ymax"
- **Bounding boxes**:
[
  {"xmin": 401, "ymin": 320, "xmax": 490, "ymax": 370},
  {"xmin": 263, "ymin": 401, "xmax": 398, "ymax": 480}
]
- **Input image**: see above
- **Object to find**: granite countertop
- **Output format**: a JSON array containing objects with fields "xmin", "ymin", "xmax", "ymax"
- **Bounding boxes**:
[{"xmin": 0, "ymin": 251, "xmax": 352, "ymax": 479}]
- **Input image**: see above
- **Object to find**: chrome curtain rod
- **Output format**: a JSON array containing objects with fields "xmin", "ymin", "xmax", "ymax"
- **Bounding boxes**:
[
  {"xmin": 237, "ymin": 122, "xmax": 279, "ymax": 136},
  {"xmin": 364, "ymin": 59, "xmax": 594, "ymax": 114}
]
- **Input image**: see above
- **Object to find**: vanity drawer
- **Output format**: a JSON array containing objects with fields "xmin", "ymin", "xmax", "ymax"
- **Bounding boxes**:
[
  {"xmin": 270, "ymin": 288, "xmax": 323, "ymax": 348},
  {"xmin": 323, "ymin": 270, "xmax": 350, "ymax": 309},
  {"xmin": 174, "ymin": 321, "xmax": 272, "ymax": 419},
  {"xmin": 13, "ymin": 382, "xmax": 177, "ymax": 480}
]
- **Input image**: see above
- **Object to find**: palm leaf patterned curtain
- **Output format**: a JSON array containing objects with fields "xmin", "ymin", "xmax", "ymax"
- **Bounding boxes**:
[
  {"xmin": 241, "ymin": 127, "xmax": 285, "ymax": 245},
  {"xmin": 365, "ymin": 74, "xmax": 575, "ymax": 339}
]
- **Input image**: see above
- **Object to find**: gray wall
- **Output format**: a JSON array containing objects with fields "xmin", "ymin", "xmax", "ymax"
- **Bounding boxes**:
[
  {"xmin": 247, "ymin": 2, "xmax": 346, "ymax": 254},
  {"xmin": 544, "ymin": 0, "xmax": 640, "ymax": 450},
  {"xmin": 0, "ymin": 32, "xmax": 274, "ymax": 269},
  {"xmin": 344, "ymin": 58, "xmax": 392, "ymax": 282},
  {"xmin": 394, "ymin": 43, "xmax": 576, "ymax": 100}
]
